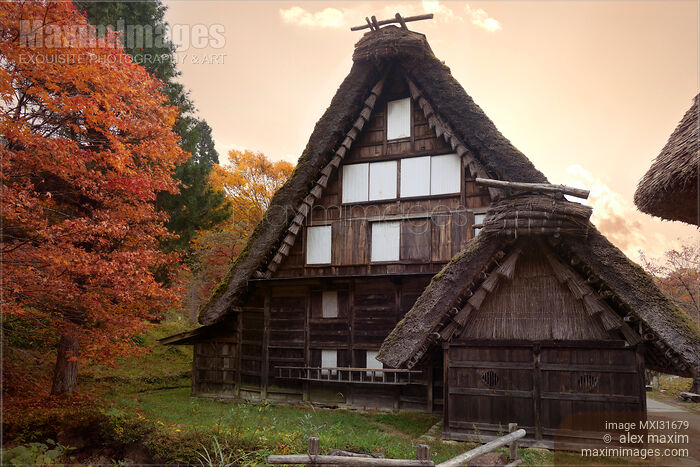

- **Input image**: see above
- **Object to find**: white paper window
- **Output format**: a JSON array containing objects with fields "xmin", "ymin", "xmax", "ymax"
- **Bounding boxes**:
[
  {"xmin": 430, "ymin": 153, "xmax": 461, "ymax": 195},
  {"xmin": 371, "ymin": 222, "xmax": 400, "ymax": 262},
  {"xmin": 400, "ymin": 156, "xmax": 430, "ymax": 198},
  {"xmin": 369, "ymin": 160, "xmax": 397, "ymax": 200},
  {"xmin": 342, "ymin": 163, "xmax": 369, "ymax": 203},
  {"xmin": 321, "ymin": 349, "xmax": 337, "ymax": 376},
  {"xmin": 387, "ymin": 98, "xmax": 411, "ymax": 140},
  {"xmin": 322, "ymin": 291, "xmax": 338, "ymax": 318},
  {"xmin": 366, "ymin": 350, "xmax": 384, "ymax": 377},
  {"xmin": 474, "ymin": 213, "xmax": 486, "ymax": 236},
  {"xmin": 306, "ymin": 225, "xmax": 332, "ymax": 264}
]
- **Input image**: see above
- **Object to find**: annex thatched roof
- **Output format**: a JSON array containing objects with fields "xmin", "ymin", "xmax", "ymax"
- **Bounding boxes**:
[
  {"xmin": 634, "ymin": 94, "xmax": 699, "ymax": 225},
  {"xmin": 378, "ymin": 195, "xmax": 700, "ymax": 378},
  {"xmin": 198, "ymin": 26, "xmax": 546, "ymax": 326}
]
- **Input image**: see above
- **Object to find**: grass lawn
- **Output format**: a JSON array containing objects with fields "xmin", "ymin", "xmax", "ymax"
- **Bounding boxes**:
[
  {"xmin": 3, "ymin": 317, "xmax": 663, "ymax": 465},
  {"xmin": 107, "ymin": 387, "xmax": 655, "ymax": 466}
]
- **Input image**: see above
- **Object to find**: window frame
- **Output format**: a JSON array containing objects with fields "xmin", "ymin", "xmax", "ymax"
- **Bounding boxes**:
[
  {"xmin": 365, "ymin": 349, "xmax": 384, "ymax": 377},
  {"xmin": 305, "ymin": 224, "xmax": 332, "ymax": 265},
  {"xmin": 386, "ymin": 97, "xmax": 412, "ymax": 141},
  {"xmin": 341, "ymin": 153, "xmax": 463, "ymax": 205},
  {"xmin": 473, "ymin": 211, "xmax": 488, "ymax": 237},
  {"xmin": 321, "ymin": 349, "xmax": 338, "ymax": 376},
  {"xmin": 321, "ymin": 290, "xmax": 338, "ymax": 318},
  {"xmin": 370, "ymin": 221, "xmax": 401, "ymax": 263}
]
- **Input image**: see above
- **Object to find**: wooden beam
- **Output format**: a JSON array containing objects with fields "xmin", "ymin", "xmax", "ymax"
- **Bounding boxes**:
[
  {"xmin": 269, "ymin": 455, "xmax": 433, "ymax": 466},
  {"xmin": 261, "ymin": 293, "xmax": 270, "ymax": 400},
  {"xmin": 395, "ymin": 13, "xmax": 408, "ymax": 29},
  {"xmin": 475, "ymin": 178, "xmax": 590, "ymax": 199},
  {"xmin": 437, "ymin": 429, "xmax": 526, "ymax": 467},
  {"xmin": 351, "ymin": 13, "xmax": 434, "ymax": 31}
]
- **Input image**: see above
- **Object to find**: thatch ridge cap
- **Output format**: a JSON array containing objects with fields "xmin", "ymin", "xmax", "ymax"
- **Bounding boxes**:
[{"xmin": 353, "ymin": 25, "xmax": 432, "ymax": 62}]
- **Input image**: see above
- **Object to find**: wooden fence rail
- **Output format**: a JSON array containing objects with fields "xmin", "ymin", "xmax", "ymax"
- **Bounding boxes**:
[
  {"xmin": 267, "ymin": 423, "xmax": 525, "ymax": 466},
  {"xmin": 436, "ymin": 424, "xmax": 525, "ymax": 467}
]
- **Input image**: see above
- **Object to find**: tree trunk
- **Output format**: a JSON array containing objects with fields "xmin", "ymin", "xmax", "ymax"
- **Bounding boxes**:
[
  {"xmin": 691, "ymin": 375, "xmax": 700, "ymax": 394},
  {"xmin": 51, "ymin": 333, "xmax": 79, "ymax": 394}
]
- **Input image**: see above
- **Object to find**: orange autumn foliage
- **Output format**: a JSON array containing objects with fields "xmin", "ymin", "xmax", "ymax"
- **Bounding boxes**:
[
  {"xmin": 641, "ymin": 242, "xmax": 700, "ymax": 325},
  {"xmin": 0, "ymin": 0, "xmax": 187, "ymax": 389},
  {"xmin": 181, "ymin": 151, "xmax": 293, "ymax": 317},
  {"xmin": 209, "ymin": 150, "xmax": 295, "ymax": 240}
]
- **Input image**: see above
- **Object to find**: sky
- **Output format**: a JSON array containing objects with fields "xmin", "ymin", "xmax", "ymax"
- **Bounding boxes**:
[{"xmin": 162, "ymin": 0, "xmax": 698, "ymax": 262}]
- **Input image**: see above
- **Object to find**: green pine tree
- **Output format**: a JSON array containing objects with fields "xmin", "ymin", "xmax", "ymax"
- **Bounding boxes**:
[{"xmin": 76, "ymin": 0, "xmax": 231, "ymax": 255}]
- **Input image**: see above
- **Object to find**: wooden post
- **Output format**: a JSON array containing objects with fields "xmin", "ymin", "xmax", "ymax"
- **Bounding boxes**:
[
  {"xmin": 304, "ymin": 290, "xmax": 311, "ymax": 402},
  {"xmin": 532, "ymin": 345, "xmax": 542, "ymax": 440},
  {"xmin": 416, "ymin": 444, "xmax": 430, "ymax": 461},
  {"xmin": 636, "ymin": 344, "xmax": 647, "ymax": 415},
  {"xmin": 442, "ymin": 343, "xmax": 450, "ymax": 433},
  {"xmin": 261, "ymin": 293, "xmax": 270, "ymax": 400},
  {"xmin": 508, "ymin": 423, "xmax": 518, "ymax": 462},
  {"xmin": 348, "ymin": 279, "xmax": 356, "ymax": 406},
  {"xmin": 235, "ymin": 311, "xmax": 242, "ymax": 398},
  {"xmin": 308, "ymin": 436, "xmax": 320, "ymax": 457},
  {"xmin": 426, "ymin": 365, "xmax": 434, "ymax": 413}
]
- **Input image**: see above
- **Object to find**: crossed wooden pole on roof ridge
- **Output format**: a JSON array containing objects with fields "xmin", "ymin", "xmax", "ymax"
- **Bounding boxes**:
[{"xmin": 351, "ymin": 13, "xmax": 434, "ymax": 32}]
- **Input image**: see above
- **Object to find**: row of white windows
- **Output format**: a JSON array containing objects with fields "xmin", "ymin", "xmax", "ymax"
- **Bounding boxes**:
[
  {"xmin": 321, "ymin": 349, "xmax": 383, "ymax": 375},
  {"xmin": 306, "ymin": 215, "xmax": 486, "ymax": 265},
  {"xmin": 341, "ymin": 153, "xmax": 462, "ymax": 203}
]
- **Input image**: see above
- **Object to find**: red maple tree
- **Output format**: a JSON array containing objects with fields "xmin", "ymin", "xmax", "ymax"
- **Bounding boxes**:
[{"xmin": 1, "ymin": 2, "xmax": 186, "ymax": 394}]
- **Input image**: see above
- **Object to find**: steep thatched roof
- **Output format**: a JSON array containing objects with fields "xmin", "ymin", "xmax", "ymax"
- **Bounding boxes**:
[
  {"xmin": 634, "ymin": 95, "xmax": 699, "ymax": 225},
  {"xmin": 378, "ymin": 196, "xmax": 700, "ymax": 378},
  {"xmin": 198, "ymin": 26, "xmax": 546, "ymax": 326}
]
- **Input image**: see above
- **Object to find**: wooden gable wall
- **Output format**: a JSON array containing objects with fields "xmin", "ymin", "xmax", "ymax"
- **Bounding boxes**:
[
  {"xmin": 458, "ymin": 245, "xmax": 613, "ymax": 341},
  {"xmin": 274, "ymin": 72, "xmax": 491, "ymax": 278}
]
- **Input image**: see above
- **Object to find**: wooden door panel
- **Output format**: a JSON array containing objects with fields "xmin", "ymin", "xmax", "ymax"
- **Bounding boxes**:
[{"xmin": 445, "ymin": 343, "xmax": 644, "ymax": 443}]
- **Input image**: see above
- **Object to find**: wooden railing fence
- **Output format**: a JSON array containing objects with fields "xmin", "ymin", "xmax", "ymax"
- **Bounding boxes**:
[{"xmin": 267, "ymin": 423, "xmax": 525, "ymax": 466}]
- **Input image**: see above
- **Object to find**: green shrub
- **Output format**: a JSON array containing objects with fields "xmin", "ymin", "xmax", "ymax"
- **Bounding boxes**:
[
  {"xmin": 99, "ymin": 409, "xmax": 157, "ymax": 446},
  {"xmin": 2, "ymin": 440, "xmax": 71, "ymax": 465}
]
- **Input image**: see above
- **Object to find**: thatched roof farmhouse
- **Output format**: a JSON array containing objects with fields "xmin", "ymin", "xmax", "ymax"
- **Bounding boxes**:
[{"xmin": 165, "ymin": 24, "xmax": 699, "ymax": 446}]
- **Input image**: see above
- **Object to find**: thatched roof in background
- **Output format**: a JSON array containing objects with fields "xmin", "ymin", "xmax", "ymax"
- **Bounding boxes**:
[
  {"xmin": 198, "ymin": 26, "xmax": 547, "ymax": 326},
  {"xmin": 378, "ymin": 197, "xmax": 700, "ymax": 377},
  {"xmin": 634, "ymin": 94, "xmax": 699, "ymax": 225}
]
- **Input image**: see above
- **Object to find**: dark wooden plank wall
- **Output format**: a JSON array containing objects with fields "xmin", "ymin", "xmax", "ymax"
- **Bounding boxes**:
[
  {"xmin": 275, "ymin": 72, "xmax": 490, "ymax": 278},
  {"xmin": 194, "ymin": 277, "xmax": 440, "ymax": 411},
  {"xmin": 444, "ymin": 342, "xmax": 645, "ymax": 447},
  {"xmin": 192, "ymin": 340, "xmax": 237, "ymax": 396}
]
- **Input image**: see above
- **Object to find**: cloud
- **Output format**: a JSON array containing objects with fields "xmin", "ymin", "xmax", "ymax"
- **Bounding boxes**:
[
  {"xmin": 422, "ymin": 0, "xmax": 463, "ymax": 22},
  {"xmin": 280, "ymin": 6, "xmax": 344, "ymax": 29},
  {"xmin": 564, "ymin": 165, "xmax": 652, "ymax": 259},
  {"xmin": 465, "ymin": 5, "xmax": 502, "ymax": 32},
  {"xmin": 279, "ymin": 1, "xmax": 470, "ymax": 30}
]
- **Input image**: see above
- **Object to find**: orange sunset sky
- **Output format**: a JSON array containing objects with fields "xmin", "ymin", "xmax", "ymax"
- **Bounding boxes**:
[{"xmin": 162, "ymin": 0, "xmax": 698, "ymax": 262}]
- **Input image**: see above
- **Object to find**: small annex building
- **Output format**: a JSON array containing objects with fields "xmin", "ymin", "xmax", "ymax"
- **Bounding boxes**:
[{"xmin": 163, "ymin": 24, "xmax": 700, "ymax": 446}]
